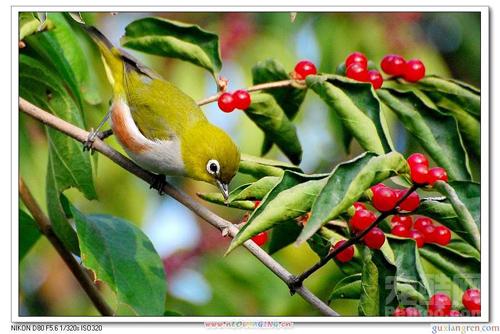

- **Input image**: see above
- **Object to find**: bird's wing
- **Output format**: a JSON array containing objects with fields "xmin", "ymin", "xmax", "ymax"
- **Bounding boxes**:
[{"xmin": 123, "ymin": 64, "xmax": 207, "ymax": 142}]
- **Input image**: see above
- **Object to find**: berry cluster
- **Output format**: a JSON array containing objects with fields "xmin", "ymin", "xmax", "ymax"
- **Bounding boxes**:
[
  {"xmin": 217, "ymin": 89, "xmax": 251, "ymax": 113},
  {"xmin": 381, "ymin": 54, "xmax": 426, "ymax": 82},
  {"xmin": 394, "ymin": 289, "xmax": 481, "ymax": 317},
  {"xmin": 344, "ymin": 52, "xmax": 383, "ymax": 89},
  {"xmin": 407, "ymin": 153, "xmax": 448, "ymax": 186},
  {"xmin": 391, "ymin": 216, "xmax": 451, "ymax": 247}
]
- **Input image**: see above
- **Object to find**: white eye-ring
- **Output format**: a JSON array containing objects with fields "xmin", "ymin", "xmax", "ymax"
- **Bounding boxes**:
[{"xmin": 206, "ymin": 159, "xmax": 220, "ymax": 176}]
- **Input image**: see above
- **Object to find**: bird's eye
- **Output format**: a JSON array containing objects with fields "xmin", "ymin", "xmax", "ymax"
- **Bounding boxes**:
[{"xmin": 206, "ymin": 159, "xmax": 220, "ymax": 175}]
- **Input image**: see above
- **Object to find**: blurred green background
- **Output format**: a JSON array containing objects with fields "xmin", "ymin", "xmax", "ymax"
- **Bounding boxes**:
[{"xmin": 19, "ymin": 11, "xmax": 480, "ymax": 316}]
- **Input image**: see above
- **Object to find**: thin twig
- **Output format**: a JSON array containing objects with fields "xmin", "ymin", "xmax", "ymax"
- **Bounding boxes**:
[
  {"xmin": 290, "ymin": 184, "xmax": 419, "ymax": 290},
  {"xmin": 19, "ymin": 98, "xmax": 337, "ymax": 316},
  {"xmin": 196, "ymin": 79, "xmax": 294, "ymax": 106},
  {"xmin": 19, "ymin": 178, "xmax": 114, "ymax": 316}
]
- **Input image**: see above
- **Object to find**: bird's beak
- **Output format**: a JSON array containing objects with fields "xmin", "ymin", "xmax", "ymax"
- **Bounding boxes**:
[{"xmin": 216, "ymin": 179, "xmax": 229, "ymax": 202}]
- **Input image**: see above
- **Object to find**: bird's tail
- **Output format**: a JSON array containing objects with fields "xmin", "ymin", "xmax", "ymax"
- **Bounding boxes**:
[{"xmin": 81, "ymin": 25, "xmax": 125, "ymax": 96}]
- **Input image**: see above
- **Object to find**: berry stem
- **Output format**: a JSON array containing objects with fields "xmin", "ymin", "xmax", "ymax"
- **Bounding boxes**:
[
  {"xmin": 197, "ymin": 79, "xmax": 294, "ymax": 106},
  {"xmin": 288, "ymin": 184, "xmax": 419, "ymax": 293}
]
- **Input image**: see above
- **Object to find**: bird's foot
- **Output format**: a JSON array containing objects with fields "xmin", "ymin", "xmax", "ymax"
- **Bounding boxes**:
[
  {"xmin": 83, "ymin": 129, "xmax": 113, "ymax": 154},
  {"xmin": 150, "ymin": 174, "xmax": 167, "ymax": 195}
]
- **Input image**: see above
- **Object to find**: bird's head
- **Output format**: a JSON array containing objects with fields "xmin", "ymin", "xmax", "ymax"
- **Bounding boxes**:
[{"xmin": 181, "ymin": 122, "xmax": 240, "ymax": 200}]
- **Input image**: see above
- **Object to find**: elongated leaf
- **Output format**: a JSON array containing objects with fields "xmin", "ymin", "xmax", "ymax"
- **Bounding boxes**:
[
  {"xmin": 121, "ymin": 17, "xmax": 221, "ymax": 78},
  {"xmin": 329, "ymin": 274, "xmax": 362, "ymax": 302},
  {"xmin": 20, "ymin": 55, "xmax": 96, "ymax": 254},
  {"xmin": 419, "ymin": 243, "xmax": 480, "ymax": 290},
  {"xmin": 72, "ymin": 209, "xmax": 167, "ymax": 315},
  {"xmin": 238, "ymin": 153, "xmax": 302, "ymax": 178},
  {"xmin": 251, "ymin": 59, "xmax": 307, "ymax": 155},
  {"xmin": 19, "ymin": 12, "xmax": 41, "ymax": 40},
  {"xmin": 297, "ymin": 152, "xmax": 409, "ymax": 244},
  {"xmin": 306, "ymin": 75, "xmax": 387, "ymax": 154},
  {"xmin": 245, "ymin": 93, "xmax": 302, "ymax": 165},
  {"xmin": 378, "ymin": 89, "xmax": 471, "ymax": 181},
  {"xmin": 229, "ymin": 176, "xmax": 280, "ymax": 202},
  {"xmin": 19, "ymin": 210, "xmax": 41, "ymax": 261},
  {"xmin": 226, "ymin": 171, "xmax": 327, "ymax": 254},
  {"xmin": 434, "ymin": 181, "xmax": 480, "ymax": 250},
  {"xmin": 267, "ymin": 220, "xmax": 303, "ymax": 255},
  {"xmin": 358, "ymin": 247, "xmax": 398, "ymax": 316},
  {"xmin": 196, "ymin": 192, "xmax": 255, "ymax": 210}
]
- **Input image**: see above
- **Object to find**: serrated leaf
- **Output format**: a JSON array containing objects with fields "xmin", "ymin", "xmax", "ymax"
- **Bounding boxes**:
[
  {"xmin": 19, "ymin": 12, "xmax": 41, "ymax": 40},
  {"xmin": 251, "ymin": 59, "xmax": 307, "ymax": 155},
  {"xmin": 226, "ymin": 171, "xmax": 327, "ymax": 254},
  {"xmin": 419, "ymin": 243, "xmax": 480, "ymax": 290},
  {"xmin": 306, "ymin": 74, "xmax": 389, "ymax": 155},
  {"xmin": 245, "ymin": 93, "xmax": 302, "ymax": 165},
  {"xmin": 121, "ymin": 17, "xmax": 221, "ymax": 78},
  {"xmin": 297, "ymin": 152, "xmax": 409, "ymax": 244},
  {"xmin": 20, "ymin": 55, "xmax": 96, "ymax": 255},
  {"xmin": 267, "ymin": 220, "xmax": 303, "ymax": 255},
  {"xmin": 238, "ymin": 153, "xmax": 302, "ymax": 179},
  {"xmin": 19, "ymin": 210, "xmax": 42, "ymax": 261},
  {"xmin": 378, "ymin": 89, "xmax": 472, "ymax": 181},
  {"xmin": 72, "ymin": 209, "xmax": 167, "ymax": 315},
  {"xmin": 434, "ymin": 181, "xmax": 480, "ymax": 250},
  {"xmin": 358, "ymin": 247, "xmax": 398, "ymax": 316}
]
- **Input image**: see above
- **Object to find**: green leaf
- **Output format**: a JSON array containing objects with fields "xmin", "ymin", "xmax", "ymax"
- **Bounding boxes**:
[
  {"xmin": 121, "ymin": 17, "xmax": 221, "ymax": 78},
  {"xmin": 229, "ymin": 176, "xmax": 280, "ymax": 202},
  {"xmin": 226, "ymin": 171, "xmax": 327, "ymax": 254},
  {"xmin": 251, "ymin": 59, "xmax": 307, "ymax": 155},
  {"xmin": 378, "ymin": 89, "xmax": 472, "ymax": 181},
  {"xmin": 20, "ymin": 55, "xmax": 96, "ymax": 254},
  {"xmin": 434, "ymin": 181, "xmax": 480, "ymax": 250},
  {"xmin": 387, "ymin": 236, "xmax": 431, "ymax": 298},
  {"xmin": 72, "ymin": 209, "xmax": 167, "ymax": 315},
  {"xmin": 267, "ymin": 220, "xmax": 303, "ymax": 255},
  {"xmin": 245, "ymin": 93, "xmax": 302, "ymax": 165},
  {"xmin": 306, "ymin": 75, "xmax": 388, "ymax": 154},
  {"xmin": 196, "ymin": 192, "xmax": 255, "ymax": 210},
  {"xmin": 19, "ymin": 210, "xmax": 42, "ymax": 261},
  {"xmin": 19, "ymin": 12, "xmax": 41, "ymax": 40},
  {"xmin": 297, "ymin": 152, "xmax": 409, "ymax": 244},
  {"xmin": 329, "ymin": 274, "xmax": 362, "ymax": 302},
  {"xmin": 238, "ymin": 153, "xmax": 302, "ymax": 179},
  {"xmin": 358, "ymin": 247, "xmax": 398, "ymax": 316},
  {"xmin": 419, "ymin": 243, "xmax": 480, "ymax": 290},
  {"xmin": 163, "ymin": 310, "xmax": 182, "ymax": 316}
]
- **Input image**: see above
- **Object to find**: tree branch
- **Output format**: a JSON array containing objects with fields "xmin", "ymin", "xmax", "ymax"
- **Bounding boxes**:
[
  {"xmin": 19, "ymin": 177, "xmax": 114, "ymax": 316},
  {"xmin": 19, "ymin": 97, "xmax": 338, "ymax": 317},
  {"xmin": 196, "ymin": 79, "xmax": 294, "ymax": 106}
]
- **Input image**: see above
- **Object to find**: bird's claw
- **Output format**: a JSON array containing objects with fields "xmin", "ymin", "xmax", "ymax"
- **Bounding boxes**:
[
  {"xmin": 83, "ymin": 129, "xmax": 97, "ymax": 154},
  {"xmin": 150, "ymin": 174, "xmax": 167, "ymax": 195}
]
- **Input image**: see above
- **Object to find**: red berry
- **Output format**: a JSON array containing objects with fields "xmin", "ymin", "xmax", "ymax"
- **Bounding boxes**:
[
  {"xmin": 433, "ymin": 226, "xmax": 451, "ymax": 246},
  {"xmin": 372, "ymin": 187, "xmax": 398, "ymax": 212},
  {"xmin": 393, "ymin": 306, "xmax": 406, "ymax": 316},
  {"xmin": 428, "ymin": 293, "xmax": 452, "ymax": 316},
  {"xmin": 428, "ymin": 167, "xmax": 448, "ymax": 185},
  {"xmin": 251, "ymin": 231, "xmax": 268, "ymax": 246},
  {"xmin": 345, "ymin": 51, "xmax": 368, "ymax": 68},
  {"xmin": 363, "ymin": 227, "xmax": 386, "ymax": 249},
  {"xmin": 349, "ymin": 209, "xmax": 377, "ymax": 232},
  {"xmin": 294, "ymin": 60, "xmax": 317, "ymax": 79},
  {"xmin": 410, "ymin": 163, "xmax": 429, "ymax": 185},
  {"xmin": 346, "ymin": 63, "xmax": 369, "ymax": 82},
  {"xmin": 410, "ymin": 230, "xmax": 425, "ymax": 248},
  {"xmin": 233, "ymin": 89, "xmax": 251, "ymax": 110},
  {"xmin": 397, "ymin": 189, "xmax": 420, "ymax": 212},
  {"xmin": 332, "ymin": 240, "xmax": 355, "ymax": 263},
  {"xmin": 381, "ymin": 54, "xmax": 406, "ymax": 76},
  {"xmin": 367, "ymin": 70, "xmax": 383, "ymax": 89},
  {"xmin": 353, "ymin": 202, "xmax": 366, "ymax": 212},
  {"xmin": 392, "ymin": 224, "xmax": 411, "ymax": 237},
  {"xmin": 391, "ymin": 215, "xmax": 413, "ymax": 230},
  {"xmin": 405, "ymin": 307, "xmax": 421, "ymax": 316},
  {"xmin": 217, "ymin": 92, "xmax": 236, "ymax": 113},
  {"xmin": 449, "ymin": 310, "xmax": 461, "ymax": 317},
  {"xmin": 421, "ymin": 224, "xmax": 436, "ymax": 243},
  {"xmin": 254, "ymin": 200, "xmax": 261, "ymax": 209},
  {"xmin": 403, "ymin": 59, "xmax": 426, "ymax": 82},
  {"xmin": 371, "ymin": 183, "xmax": 386, "ymax": 193},
  {"xmin": 414, "ymin": 217, "xmax": 434, "ymax": 233},
  {"xmin": 462, "ymin": 289, "xmax": 481, "ymax": 315},
  {"xmin": 407, "ymin": 153, "xmax": 429, "ymax": 168}
]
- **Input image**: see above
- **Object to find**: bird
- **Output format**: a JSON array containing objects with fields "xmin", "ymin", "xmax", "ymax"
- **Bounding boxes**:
[{"xmin": 82, "ymin": 25, "xmax": 240, "ymax": 199}]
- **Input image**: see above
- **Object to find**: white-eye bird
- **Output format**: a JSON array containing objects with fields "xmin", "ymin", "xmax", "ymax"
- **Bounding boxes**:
[{"xmin": 83, "ymin": 26, "xmax": 240, "ymax": 199}]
